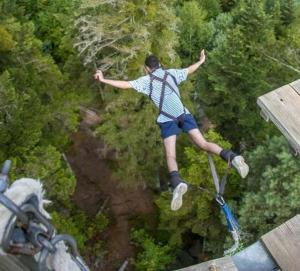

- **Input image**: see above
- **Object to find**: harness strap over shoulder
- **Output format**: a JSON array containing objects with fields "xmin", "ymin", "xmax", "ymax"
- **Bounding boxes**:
[
  {"xmin": 149, "ymin": 76, "xmax": 155, "ymax": 99},
  {"xmin": 169, "ymin": 73, "xmax": 178, "ymax": 86},
  {"xmin": 149, "ymin": 70, "xmax": 186, "ymax": 122},
  {"xmin": 149, "ymin": 72, "xmax": 181, "ymax": 99},
  {"xmin": 158, "ymin": 72, "xmax": 168, "ymax": 115}
]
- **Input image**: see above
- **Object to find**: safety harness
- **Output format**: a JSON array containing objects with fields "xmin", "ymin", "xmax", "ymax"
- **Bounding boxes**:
[
  {"xmin": 207, "ymin": 153, "xmax": 240, "ymax": 255},
  {"xmin": 149, "ymin": 70, "xmax": 186, "ymax": 126}
]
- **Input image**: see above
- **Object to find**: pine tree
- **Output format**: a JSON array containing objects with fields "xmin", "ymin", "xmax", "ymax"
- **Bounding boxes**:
[
  {"xmin": 279, "ymin": 0, "xmax": 296, "ymax": 26},
  {"xmin": 219, "ymin": 0, "xmax": 239, "ymax": 12},
  {"xmin": 198, "ymin": 0, "xmax": 222, "ymax": 18},
  {"xmin": 266, "ymin": 0, "xmax": 282, "ymax": 36},
  {"xmin": 0, "ymin": 3, "xmax": 80, "ymax": 203},
  {"xmin": 200, "ymin": 0, "xmax": 276, "ymax": 148},
  {"xmin": 16, "ymin": 0, "xmax": 81, "ymax": 63},
  {"xmin": 0, "ymin": 25, "xmax": 16, "ymax": 52},
  {"xmin": 239, "ymin": 136, "xmax": 300, "ymax": 243},
  {"xmin": 131, "ymin": 229, "xmax": 173, "ymax": 271},
  {"xmin": 74, "ymin": 0, "xmax": 179, "ymax": 72},
  {"xmin": 177, "ymin": 1, "xmax": 215, "ymax": 65},
  {"xmin": 262, "ymin": 0, "xmax": 300, "ymax": 88}
]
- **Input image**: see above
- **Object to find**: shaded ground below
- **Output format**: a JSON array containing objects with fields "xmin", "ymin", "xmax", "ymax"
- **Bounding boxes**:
[{"xmin": 66, "ymin": 120, "xmax": 155, "ymax": 271}]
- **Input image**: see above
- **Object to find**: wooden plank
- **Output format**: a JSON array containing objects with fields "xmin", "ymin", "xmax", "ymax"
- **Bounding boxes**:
[
  {"xmin": 261, "ymin": 215, "xmax": 300, "ymax": 271},
  {"xmin": 289, "ymin": 79, "xmax": 300, "ymax": 95},
  {"xmin": 260, "ymin": 109, "xmax": 270, "ymax": 122},
  {"xmin": 257, "ymin": 84, "xmax": 300, "ymax": 154},
  {"xmin": 175, "ymin": 256, "xmax": 237, "ymax": 271}
]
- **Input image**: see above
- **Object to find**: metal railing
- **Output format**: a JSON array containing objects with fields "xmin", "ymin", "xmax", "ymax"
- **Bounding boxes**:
[{"xmin": 0, "ymin": 160, "xmax": 90, "ymax": 271}]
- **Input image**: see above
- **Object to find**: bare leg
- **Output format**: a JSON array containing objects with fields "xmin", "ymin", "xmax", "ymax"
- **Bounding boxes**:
[
  {"xmin": 163, "ymin": 135, "xmax": 188, "ymax": 211},
  {"xmin": 188, "ymin": 128, "xmax": 222, "ymax": 155},
  {"xmin": 188, "ymin": 128, "xmax": 249, "ymax": 178},
  {"xmin": 163, "ymin": 135, "xmax": 178, "ymax": 172}
]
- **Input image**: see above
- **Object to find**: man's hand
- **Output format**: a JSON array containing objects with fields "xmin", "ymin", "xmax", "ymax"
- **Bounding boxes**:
[
  {"xmin": 199, "ymin": 49, "xmax": 206, "ymax": 65},
  {"xmin": 94, "ymin": 70, "xmax": 104, "ymax": 82},
  {"xmin": 187, "ymin": 49, "xmax": 206, "ymax": 75}
]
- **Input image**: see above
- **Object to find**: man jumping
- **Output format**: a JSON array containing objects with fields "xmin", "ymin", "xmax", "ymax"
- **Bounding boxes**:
[{"xmin": 94, "ymin": 50, "xmax": 249, "ymax": 211}]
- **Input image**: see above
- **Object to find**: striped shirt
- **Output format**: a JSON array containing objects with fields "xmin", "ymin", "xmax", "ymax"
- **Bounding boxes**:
[{"xmin": 129, "ymin": 68, "xmax": 190, "ymax": 123}]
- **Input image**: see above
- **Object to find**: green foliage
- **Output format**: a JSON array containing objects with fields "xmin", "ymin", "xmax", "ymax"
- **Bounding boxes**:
[
  {"xmin": 265, "ymin": 0, "xmax": 282, "ymax": 36},
  {"xmin": 96, "ymin": 96, "xmax": 164, "ymax": 187},
  {"xmin": 279, "ymin": 0, "xmax": 297, "ymax": 26},
  {"xmin": 176, "ymin": 0, "xmax": 300, "ymax": 151},
  {"xmin": 156, "ymin": 130, "xmax": 240, "ymax": 255},
  {"xmin": 94, "ymin": 212, "xmax": 109, "ymax": 231},
  {"xmin": 52, "ymin": 210, "xmax": 90, "ymax": 251},
  {"xmin": 52, "ymin": 209, "xmax": 109, "ymax": 252},
  {"xmin": 219, "ymin": 0, "xmax": 239, "ymax": 12},
  {"xmin": 239, "ymin": 136, "xmax": 300, "ymax": 243},
  {"xmin": 234, "ymin": 0, "xmax": 273, "ymax": 42},
  {"xmin": 0, "ymin": 19, "xmax": 79, "ymax": 150},
  {"xmin": 75, "ymin": 0, "xmax": 180, "ymax": 70},
  {"xmin": 0, "ymin": 26, "xmax": 16, "ymax": 51},
  {"xmin": 264, "ymin": 2, "xmax": 300, "ymax": 86},
  {"xmin": 79, "ymin": 0, "xmax": 186, "ymax": 187},
  {"xmin": 178, "ymin": 1, "xmax": 215, "ymax": 64},
  {"xmin": 2, "ymin": 0, "xmax": 300, "ymax": 267},
  {"xmin": 131, "ymin": 228, "xmax": 173, "ymax": 271},
  {"xmin": 13, "ymin": 0, "xmax": 80, "ymax": 62},
  {"xmin": 198, "ymin": 0, "xmax": 222, "ymax": 18},
  {"xmin": 199, "ymin": 0, "xmax": 278, "ymax": 148},
  {"xmin": 0, "ymin": 0, "xmax": 85, "ymax": 205},
  {"xmin": 20, "ymin": 145, "xmax": 75, "ymax": 202}
]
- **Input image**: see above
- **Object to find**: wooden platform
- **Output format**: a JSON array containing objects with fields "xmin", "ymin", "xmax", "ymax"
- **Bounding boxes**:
[
  {"xmin": 175, "ymin": 257, "xmax": 237, "ymax": 271},
  {"xmin": 257, "ymin": 79, "xmax": 300, "ymax": 154},
  {"xmin": 174, "ymin": 215, "xmax": 300, "ymax": 271},
  {"xmin": 261, "ymin": 215, "xmax": 300, "ymax": 271}
]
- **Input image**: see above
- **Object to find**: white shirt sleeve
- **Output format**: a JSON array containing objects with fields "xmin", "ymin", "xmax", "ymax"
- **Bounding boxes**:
[
  {"xmin": 129, "ymin": 75, "xmax": 150, "ymax": 95},
  {"xmin": 167, "ymin": 68, "xmax": 188, "ymax": 85}
]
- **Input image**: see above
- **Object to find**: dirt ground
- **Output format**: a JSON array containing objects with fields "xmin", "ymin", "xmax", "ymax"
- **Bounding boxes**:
[{"xmin": 66, "ymin": 119, "xmax": 155, "ymax": 271}]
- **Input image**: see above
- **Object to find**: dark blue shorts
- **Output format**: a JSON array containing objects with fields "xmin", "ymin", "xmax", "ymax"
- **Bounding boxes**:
[{"xmin": 158, "ymin": 114, "xmax": 198, "ymax": 139}]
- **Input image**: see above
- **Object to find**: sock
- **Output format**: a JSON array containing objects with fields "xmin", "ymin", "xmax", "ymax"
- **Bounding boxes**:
[
  {"xmin": 169, "ymin": 171, "xmax": 182, "ymax": 189},
  {"xmin": 220, "ymin": 149, "xmax": 238, "ymax": 163}
]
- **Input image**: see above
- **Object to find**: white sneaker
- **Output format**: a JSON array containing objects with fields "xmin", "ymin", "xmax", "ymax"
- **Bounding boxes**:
[
  {"xmin": 171, "ymin": 183, "xmax": 188, "ymax": 211},
  {"xmin": 231, "ymin": 155, "xmax": 249, "ymax": 178}
]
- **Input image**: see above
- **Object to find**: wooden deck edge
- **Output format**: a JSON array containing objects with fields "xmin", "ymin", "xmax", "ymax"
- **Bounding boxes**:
[{"xmin": 257, "ymin": 96, "xmax": 300, "ymax": 154}]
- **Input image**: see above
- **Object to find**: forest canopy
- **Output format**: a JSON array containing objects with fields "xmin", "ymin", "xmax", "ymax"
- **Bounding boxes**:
[{"xmin": 1, "ymin": 0, "xmax": 300, "ymax": 270}]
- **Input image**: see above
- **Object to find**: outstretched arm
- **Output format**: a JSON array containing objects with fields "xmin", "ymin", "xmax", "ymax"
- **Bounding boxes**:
[
  {"xmin": 94, "ymin": 70, "xmax": 131, "ymax": 89},
  {"xmin": 187, "ymin": 49, "xmax": 206, "ymax": 75}
]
